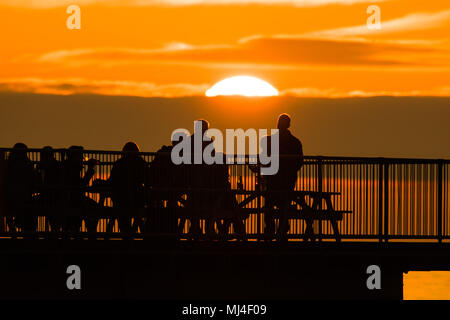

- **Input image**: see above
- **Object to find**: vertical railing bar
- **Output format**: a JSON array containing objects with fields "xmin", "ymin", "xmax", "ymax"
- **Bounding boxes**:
[
  {"xmin": 438, "ymin": 160, "xmax": 443, "ymax": 243},
  {"xmin": 256, "ymin": 159, "xmax": 261, "ymax": 241},
  {"xmin": 378, "ymin": 161, "xmax": 383, "ymax": 243},
  {"xmin": 347, "ymin": 163, "xmax": 350, "ymax": 237},
  {"xmin": 317, "ymin": 157, "xmax": 323, "ymax": 242},
  {"xmin": 359, "ymin": 163, "xmax": 362, "ymax": 236},
  {"xmin": 384, "ymin": 161, "xmax": 390, "ymax": 242}
]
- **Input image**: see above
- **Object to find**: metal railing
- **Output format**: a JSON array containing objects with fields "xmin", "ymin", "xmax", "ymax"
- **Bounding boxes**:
[{"xmin": 0, "ymin": 148, "xmax": 448, "ymax": 242}]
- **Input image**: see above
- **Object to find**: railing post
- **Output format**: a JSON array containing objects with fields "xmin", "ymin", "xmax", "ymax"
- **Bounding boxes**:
[
  {"xmin": 438, "ymin": 160, "xmax": 443, "ymax": 243},
  {"xmin": 378, "ymin": 161, "xmax": 384, "ymax": 243},
  {"xmin": 256, "ymin": 161, "xmax": 261, "ymax": 242},
  {"xmin": 317, "ymin": 157, "xmax": 323, "ymax": 242},
  {"xmin": 0, "ymin": 151, "xmax": 4, "ymax": 233},
  {"xmin": 384, "ymin": 161, "xmax": 390, "ymax": 242}
]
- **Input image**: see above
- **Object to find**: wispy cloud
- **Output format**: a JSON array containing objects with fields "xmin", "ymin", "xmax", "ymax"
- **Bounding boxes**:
[
  {"xmin": 0, "ymin": 78, "xmax": 210, "ymax": 97},
  {"xmin": 305, "ymin": 9, "xmax": 450, "ymax": 38},
  {"xmin": 37, "ymin": 43, "xmax": 230, "ymax": 64},
  {"xmin": 281, "ymin": 87, "xmax": 450, "ymax": 98},
  {"xmin": 0, "ymin": 78, "xmax": 449, "ymax": 98},
  {"xmin": 0, "ymin": 0, "xmax": 383, "ymax": 8},
  {"xmin": 31, "ymin": 36, "xmax": 447, "ymax": 70}
]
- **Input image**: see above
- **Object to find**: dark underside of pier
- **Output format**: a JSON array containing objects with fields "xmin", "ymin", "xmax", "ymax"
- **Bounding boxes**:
[{"xmin": 0, "ymin": 240, "xmax": 449, "ymax": 300}]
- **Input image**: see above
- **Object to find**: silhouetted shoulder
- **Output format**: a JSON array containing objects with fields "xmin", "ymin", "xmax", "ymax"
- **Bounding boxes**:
[{"xmin": 289, "ymin": 132, "xmax": 303, "ymax": 154}]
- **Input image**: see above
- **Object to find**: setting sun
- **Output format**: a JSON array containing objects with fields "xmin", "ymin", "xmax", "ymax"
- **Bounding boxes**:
[{"xmin": 205, "ymin": 76, "xmax": 279, "ymax": 97}]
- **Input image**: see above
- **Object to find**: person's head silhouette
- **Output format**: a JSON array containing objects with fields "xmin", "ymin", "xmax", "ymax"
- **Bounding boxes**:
[
  {"xmin": 122, "ymin": 142, "xmax": 140, "ymax": 158},
  {"xmin": 196, "ymin": 119, "xmax": 210, "ymax": 136},
  {"xmin": 9, "ymin": 143, "xmax": 29, "ymax": 162},
  {"xmin": 41, "ymin": 146, "xmax": 55, "ymax": 164},
  {"xmin": 277, "ymin": 113, "xmax": 291, "ymax": 131},
  {"xmin": 122, "ymin": 142, "xmax": 140, "ymax": 152},
  {"xmin": 67, "ymin": 146, "xmax": 84, "ymax": 165},
  {"xmin": 13, "ymin": 143, "xmax": 27, "ymax": 149},
  {"xmin": 195, "ymin": 119, "xmax": 212, "ymax": 145}
]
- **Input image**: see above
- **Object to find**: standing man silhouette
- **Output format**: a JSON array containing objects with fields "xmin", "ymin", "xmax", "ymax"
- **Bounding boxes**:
[{"xmin": 263, "ymin": 113, "xmax": 303, "ymax": 241}]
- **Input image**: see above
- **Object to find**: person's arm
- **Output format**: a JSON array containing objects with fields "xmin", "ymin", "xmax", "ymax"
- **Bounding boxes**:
[
  {"xmin": 30, "ymin": 163, "xmax": 41, "ymax": 194},
  {"xmin": 107, "ymin": 165, "xmax": 115, "ymax": 185},
  {"xmin": 296, "ymin": 140, "xmax": 304, "ymax": 170},
  {"xmin": 250, "ymin": 135, "xmax": 271, "ymax": 173},
  {"xmin": 143, "ymin": 160, "xmax": 152, "ymax": 188},
  {"xmin": 81, "ymin": 159, "xmax": 97, "ymax": 186}
]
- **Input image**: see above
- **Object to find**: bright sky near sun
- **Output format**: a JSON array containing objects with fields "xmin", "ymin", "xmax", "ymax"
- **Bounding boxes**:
[
  {"xmin": 0, "ymin": 0, "xmax": 449, "ymax": 97},
  {"xmin": 206, "ymin": 76, "xmax": 279, "ymax": 96}
]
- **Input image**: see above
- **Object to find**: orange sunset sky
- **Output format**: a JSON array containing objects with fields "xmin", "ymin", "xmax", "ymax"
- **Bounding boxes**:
[{"xmin": 0, "ymin": 0, "xmax": 449, "ymax": 98}]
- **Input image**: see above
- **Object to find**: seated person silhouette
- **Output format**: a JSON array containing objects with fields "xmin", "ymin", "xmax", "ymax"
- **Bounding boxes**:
[
  {"xmin": 209, "ymin": 155, "xmax": 246, "ymax": 239},
  {"xmin": 147, "ymin": 142, "xmax": 181, "ymax": 236},
  {"xmin": 61, "ymin": 146, "xmax": 98, "ymax": 237},
  {"xmin": 3, "ymin": 143, "xmax": 38, "ymax": 236},
  {"xmin": 109, "ymin": 142, "xmax": 149, "ymax": 238},
  {"xmin": 37, "ymin": 146, "xmax": 63, "ymax": 233},
  {"xmin": 260, "ymin": 114, "xmax": 303, "ymax": 241},
  {"xmin": 183, "ymin": 119, "xmax": 218, "ymax": 238}
]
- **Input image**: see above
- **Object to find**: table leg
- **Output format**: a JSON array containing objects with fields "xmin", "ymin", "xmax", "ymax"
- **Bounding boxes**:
[
  {"xmin": 325, "ymin": 195, "xmax": 341, "ymax": 242},
  {"xmin": 178, "ymin": 217, "xmax": 186, "ymax": 235},
  {"xmin": 298, "ymin": 195, "xmax": 315, "ymax": 242},
  {"xmin": 330, "ymin": 217, "xmax": 341, "ymax": 242},
  {"xmin": 277, "ymin": 200, "xmax": 289, "ymax": 241}
]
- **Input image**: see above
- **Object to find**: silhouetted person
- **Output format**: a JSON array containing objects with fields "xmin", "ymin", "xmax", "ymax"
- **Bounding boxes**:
[
  {"xmin": 4, "ymin": 143, "xmax": 38, "ymax": 235},
  {"xmin": 184, "ymin": 119, "xmax": 217, "ymax": 237},
  {"xmin": 37, "ymin": 146, "xmax": 62, "ymax": 233},
  {"xmin": 261, "ymin": 114, "xmax": 303, "ymax": 241},
  {"xmin": 61, "ymin": 146, "xmax": 98, "ymax": 236},
  {"xmin": 147, "ymin": 143, "xmax": 181, "ymax": 236},
  {"xmin": 109, "ymin": 142, "xmax": 149, "ymax": 238},
  {"xmin": 210, "ymin": 154, "xmax": 246, "ymax": 239}
]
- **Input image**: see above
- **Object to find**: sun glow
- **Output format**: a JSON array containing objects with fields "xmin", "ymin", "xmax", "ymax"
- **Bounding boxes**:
[{"xmin": 205, "ymin": 76, "xmax": 279, "ymax": 97}]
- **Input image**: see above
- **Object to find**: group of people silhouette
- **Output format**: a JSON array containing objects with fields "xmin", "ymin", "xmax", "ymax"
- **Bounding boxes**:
[{"xmin": 0, "ymin": 114, "xmax": 303, "ymax": 241}]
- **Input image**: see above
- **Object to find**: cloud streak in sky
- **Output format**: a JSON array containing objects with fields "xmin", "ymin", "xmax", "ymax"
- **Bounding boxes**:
[
  {"xmin": 27, "ymin": 8, "xmax": 450, "ymax": 70},
  {"xmin": 32, "ymin": 36, "xmax": 446, "ymax": 70},
  {"xmin": 0, "ymin": 0, "xmax": 383, "ymax": 8},
  {"xmin": 1, "ymin": 77, "xmax": 449, "ymax": 98},
  {"xmin": 0, "ymin": 78, "xmax": 210, "ymax": 97},
  {"xmin": 305, "ymin": 9, "xmax": 450, "ymax": 38}
]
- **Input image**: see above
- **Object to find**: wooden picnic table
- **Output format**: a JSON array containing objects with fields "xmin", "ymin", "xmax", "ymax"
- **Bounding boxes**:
[
  {"xmin": 85, "ymin": 185, "xmax": 352, "ymax": 241},
  {"xmin": 233, "ymin": 189, "xmax": 352, "ymax": 242}
]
